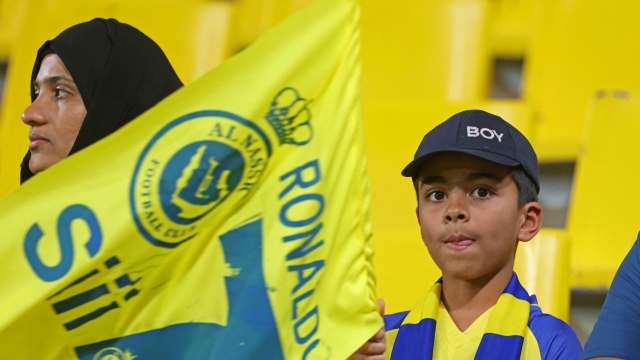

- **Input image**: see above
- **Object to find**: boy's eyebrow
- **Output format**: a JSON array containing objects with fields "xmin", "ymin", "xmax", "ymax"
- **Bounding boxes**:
[
  {"xmin": 466, "ymin": 172, "xmax": 502, "ymax": 183},
  {"xmin": 33, "ymin": 75, "xmax": 75, "ymax": 88},
  {"xmin": 420, "ymin": 175, "xmax": 447, "ymax": 187}
]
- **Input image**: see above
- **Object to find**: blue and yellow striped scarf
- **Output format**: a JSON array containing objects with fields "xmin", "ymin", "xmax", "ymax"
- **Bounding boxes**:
[{"xmin": 391, "ymin": 272, "xmax": 534, "ymax": 360}]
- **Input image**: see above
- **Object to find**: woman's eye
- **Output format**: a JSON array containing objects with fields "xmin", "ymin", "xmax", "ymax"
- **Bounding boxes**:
[
  {"xmin": 55, "ymin": 88, "xmax": 70, "ymax": 97},
  {"xmin": 427, "ymin": 191, "xmax": 446, "ymax": 201},
  {"xmin": 472, "ymin": 188, "xmax": 491, "ymax": 198}
]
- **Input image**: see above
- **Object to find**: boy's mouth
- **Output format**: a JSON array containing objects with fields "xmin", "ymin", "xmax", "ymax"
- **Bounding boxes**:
[{"xmin": 444, "ymin": 234, "xmax": 474, "ymax": 251}]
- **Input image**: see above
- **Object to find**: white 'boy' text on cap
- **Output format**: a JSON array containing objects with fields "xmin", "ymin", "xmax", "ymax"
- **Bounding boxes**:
[{"xmin": 466, "ymin": 126, "xmax": 504, "ymax": 142}]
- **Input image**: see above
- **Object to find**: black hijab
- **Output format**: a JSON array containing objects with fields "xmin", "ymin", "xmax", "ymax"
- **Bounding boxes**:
[{"xmin": 20, "ymin": 18, "xmax": 183, "ymax": 183}]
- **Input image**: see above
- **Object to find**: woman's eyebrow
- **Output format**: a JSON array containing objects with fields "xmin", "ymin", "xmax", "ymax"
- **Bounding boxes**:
[
  {"xmin": 33, "ymin": 75, "xmax": 75, "ymax": 88},
  {"xmin": 466, "ymin": 172, "xmax": 502, "ymax": 183}
]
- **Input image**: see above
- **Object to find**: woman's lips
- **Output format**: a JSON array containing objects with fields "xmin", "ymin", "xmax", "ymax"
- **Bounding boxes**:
[
  {"xmin": 29, "ymin": 134, "xmax": 49, "ymax": 150},
  {"xmin": 444, "ymin": 234, "xmax": 475, "ymax": 251}
]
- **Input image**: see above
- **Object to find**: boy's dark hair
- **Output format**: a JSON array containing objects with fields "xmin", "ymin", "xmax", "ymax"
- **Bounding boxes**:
[
  {"xmin": 413, "ymin": 165, "xmax": 538, "ymax": 208},
  {"xmin": 511, "ymin": 166, "xmax": 538, "ymax": 208}
]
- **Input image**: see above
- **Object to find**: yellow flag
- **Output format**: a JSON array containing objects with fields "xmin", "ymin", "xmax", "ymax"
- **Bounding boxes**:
[{"xmin": 0, "ymin": 0, "xmax": 381, "ymax": 357}]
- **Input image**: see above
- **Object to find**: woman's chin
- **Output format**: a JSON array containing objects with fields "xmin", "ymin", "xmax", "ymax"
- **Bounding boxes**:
[{"xmin": 28, "ymin": 155, "xmax": 52, "ymax": 174}]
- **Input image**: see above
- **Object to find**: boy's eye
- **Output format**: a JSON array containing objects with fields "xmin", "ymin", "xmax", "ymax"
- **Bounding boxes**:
[
  {"xmin": 427, "ymin": 191, "xmax": 446, "ymax": 201},
  {"xmin": 471, "ymin": 188, "xmax": 491, "ymax": 198}
]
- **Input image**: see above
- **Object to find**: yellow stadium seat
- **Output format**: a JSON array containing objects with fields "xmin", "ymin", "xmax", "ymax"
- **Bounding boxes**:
[
  {"xmin": 366, "ymin": 100, "xmax": 535, "ymax": 313},
  {"xmin": 360, "ymin": 0, "xmax": 492, "ymax": 104},
  {"xmin": 0, "ymin": 0, "xmax": 236, "ymax": 196},
  {"xmin": 567, "ymin": 90, "xmax": 640, "ymax": 289},
  {"xmin": 523, "ymin": 0, "xmax": 640, "ymax": 162},
  {"xmin": 514, "ymin": 229, "xmax": 571, "ymax": 322}
]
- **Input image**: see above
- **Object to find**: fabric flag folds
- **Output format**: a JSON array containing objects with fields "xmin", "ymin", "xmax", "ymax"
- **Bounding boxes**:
[{"xmin": 0, "ymin": 0, "xmax": 381, "ymax": 358}]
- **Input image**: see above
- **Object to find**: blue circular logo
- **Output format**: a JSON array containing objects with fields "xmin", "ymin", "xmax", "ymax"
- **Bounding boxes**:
[
  {"xmin": 159, "ymin": 141, "xmax": 245, "ymax": 224},
  {"xmin": 130, "ymin": 111, "xmax": 272, "ymax": 248}
]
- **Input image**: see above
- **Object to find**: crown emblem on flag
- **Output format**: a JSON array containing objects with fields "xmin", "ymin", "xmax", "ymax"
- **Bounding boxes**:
[{"xmin": 265, "ymin": 87, "xmax": 314, "ymax": 146}]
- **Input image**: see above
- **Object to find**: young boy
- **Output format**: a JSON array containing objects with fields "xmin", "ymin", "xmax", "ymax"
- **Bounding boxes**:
[{"xmin": 351, "ymin": 110, "xmax": 582, "ymax": 359}]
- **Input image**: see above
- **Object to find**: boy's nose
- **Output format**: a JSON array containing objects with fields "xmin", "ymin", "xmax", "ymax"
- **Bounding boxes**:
[
  {"xmin": 444, "ymin": 195, "xmax": 470, "ymax": 223},
  {"xmin": 444, "ymin": 208, "xmax": 468, "ymax": 222}
]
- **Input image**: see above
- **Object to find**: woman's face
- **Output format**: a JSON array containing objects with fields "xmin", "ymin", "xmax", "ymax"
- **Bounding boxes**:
[{"xmin": 22, "ymin": 53, "xmax": 86, "ymax": 174}]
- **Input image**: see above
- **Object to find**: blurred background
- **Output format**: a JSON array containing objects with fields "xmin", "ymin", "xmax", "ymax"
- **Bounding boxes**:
[{"xmin": 1, "ymin": 0, "xmax": 639, "ymax": 345}]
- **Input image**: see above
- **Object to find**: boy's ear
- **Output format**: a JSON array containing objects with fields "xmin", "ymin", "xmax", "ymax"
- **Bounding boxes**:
[
  {"xmin": 415, "ymin": 207, "xmax": 420, "ymax": 225},
  {"xmin": 517, "ymin": 202, "xmax": 543, "ymax": 242}
]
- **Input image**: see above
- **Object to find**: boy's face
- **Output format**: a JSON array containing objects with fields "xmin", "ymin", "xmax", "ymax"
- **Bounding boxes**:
[{"xmin": 415, "ymin": 152, "xmax": 534, "ymax": 281}]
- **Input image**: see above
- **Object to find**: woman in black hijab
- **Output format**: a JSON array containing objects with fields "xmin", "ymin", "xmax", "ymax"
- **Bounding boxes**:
[{"xmin": 21, "ymin": 18, "xmax": 183, "ymax": 183}]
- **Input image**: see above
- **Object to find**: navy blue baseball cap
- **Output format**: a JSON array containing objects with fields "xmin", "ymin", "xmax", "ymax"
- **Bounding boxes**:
[{"xmin": 401, "ymin": 110, "xmax": 540, "ymax": 193}]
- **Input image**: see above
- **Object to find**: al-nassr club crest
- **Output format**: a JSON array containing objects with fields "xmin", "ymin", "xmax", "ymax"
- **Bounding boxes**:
[
  {"xmin": 130, "ymin": 88, "xmax": 313, "ymax": 248},
  {"xmin": 130, "ymin": 110, "xmax": 272, "ymax": 248}
]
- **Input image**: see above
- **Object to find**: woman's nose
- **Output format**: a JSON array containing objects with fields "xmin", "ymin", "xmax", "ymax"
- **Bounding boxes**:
[{"xmin": 21, "ymin": 98, "xmax": 48, "ymax": 126}]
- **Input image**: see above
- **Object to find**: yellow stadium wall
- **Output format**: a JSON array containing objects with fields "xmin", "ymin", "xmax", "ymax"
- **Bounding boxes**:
[{"xmin": 1, "ymin": 0, "xmax": 640, "ymax": 319}]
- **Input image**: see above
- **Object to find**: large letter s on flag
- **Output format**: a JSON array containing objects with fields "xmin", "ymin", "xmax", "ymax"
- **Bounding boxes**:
[{"xmin": 24, "ymin": 204, "xmax": 103, "ymax": 282}]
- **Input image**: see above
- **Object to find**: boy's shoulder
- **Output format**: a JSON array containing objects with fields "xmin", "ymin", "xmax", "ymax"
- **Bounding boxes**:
[{"xmin": 526, "ymin": 305, "xmax": 582, "ymax": 360}]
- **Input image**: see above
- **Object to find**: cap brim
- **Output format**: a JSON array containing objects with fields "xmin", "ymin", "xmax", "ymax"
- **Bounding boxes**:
[{"xmin": 401, "ymin": 149, "xmax": 521, "ymax": 177}]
